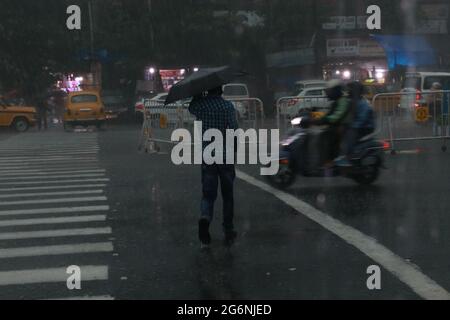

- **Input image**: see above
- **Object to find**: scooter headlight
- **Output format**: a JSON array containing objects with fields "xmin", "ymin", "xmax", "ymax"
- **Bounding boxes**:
[{"xmin": 291, "ymin": 117, "xmax": 302, "ymax": 126}]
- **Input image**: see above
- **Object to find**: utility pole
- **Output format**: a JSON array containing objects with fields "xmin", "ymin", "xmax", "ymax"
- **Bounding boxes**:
[
  {"xmin": 88, "ymin": 0, "xmax": 94, "ymax": 59},
  {"xmin": 312, "ymin": 0, "xmax": 322, "ymax": 78},
  {"xmin": 88, "ymin": 0, "xmax": 99, "ymax": 89}
]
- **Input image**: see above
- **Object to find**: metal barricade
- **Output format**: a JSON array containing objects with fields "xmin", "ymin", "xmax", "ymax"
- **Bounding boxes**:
[
  {"xmin": 139, "ymin": 97, "xmax": 265, "ymax": 153},
  {"xmin": 227, "ymin": 98, "xmax": 265, "ymax": 130},
  {"xmin": 139, "ymin": 99, "xmax": 190, "ymax": 153},
  {"xmin": 372, "ymin": 91, "xmax": 450, "ymax": 151},
  {"xmin": 276, "ymin": 95, "xmax": 329, "ymax": 136}
]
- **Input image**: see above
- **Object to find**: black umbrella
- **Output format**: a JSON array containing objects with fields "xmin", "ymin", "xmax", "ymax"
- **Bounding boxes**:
[{"xmin": 164, "ymin": 66, "xmax": 246, "ymax": 105}]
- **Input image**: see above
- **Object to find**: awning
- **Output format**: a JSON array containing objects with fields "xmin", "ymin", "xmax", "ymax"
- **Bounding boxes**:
[{"xmin": 371, "ymin": 35, "xmax": 437, "ymax": 69}]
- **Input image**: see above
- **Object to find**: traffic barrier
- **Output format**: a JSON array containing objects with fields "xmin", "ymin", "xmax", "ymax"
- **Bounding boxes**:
[
  {"xmin": 372, "ymin": 91, "xmax": 450, "ymax": 152},
  {"xmin": 138, "ymin": 97, "xmax": 265, "ymax": 153},
  {"xmin": 229, "ymin": 98, "xmax": 265, "ymax": 130},
  {"xmin": 138, "ymin": 99, "xmax": 190, "ymax": 153}
]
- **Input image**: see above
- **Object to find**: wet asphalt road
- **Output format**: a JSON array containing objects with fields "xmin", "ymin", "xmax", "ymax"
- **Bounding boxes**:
[{"xmin": 0, "ymin": 123, "xmax": 449, "ymax": 299}]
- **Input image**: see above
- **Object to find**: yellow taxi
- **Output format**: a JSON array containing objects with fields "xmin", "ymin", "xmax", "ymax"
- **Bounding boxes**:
[
  {"xmin": 0, "ymin": 97, "xmax": 37, "ymax": 132},
  {"xmin": 63, "ymin": 91, "xmax": 106, "ymax": 130}
]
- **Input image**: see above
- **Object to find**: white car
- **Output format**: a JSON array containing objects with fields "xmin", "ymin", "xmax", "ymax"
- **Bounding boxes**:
[
  {"xmin": 400, "ymin": 72, "xmax": 450, "ymax": 109},
  {"xmin": 223, "ymin": 83, "xmax": 250, "ymax": 119},
  {"xmin": 293, "ymin": 80, "xmax": 327, "ymax": 95},
  {"xmin": 281, "ymin": 87, "xmax": 329, "ymax": 118}
]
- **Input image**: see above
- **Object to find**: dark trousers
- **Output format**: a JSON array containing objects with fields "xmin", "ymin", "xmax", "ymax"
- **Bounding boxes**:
[
  {"xmin": 342, "ymin": 127, "xmax": 374, "ymax": 156},
  {"xmin": 319, "ymin": 126, "xmax": 341, "ymax": 164},
  {"xmin": 37, "ymin": 112, "xmax": 48, "ymax": 130},
  {"xmin": 201, "ymin": 163, "xmax": 235, "ymax": 233}
]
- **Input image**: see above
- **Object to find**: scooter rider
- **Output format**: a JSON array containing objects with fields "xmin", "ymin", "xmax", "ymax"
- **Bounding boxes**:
[
  {"xmin": 335, "ymin": 81, "xmax": 375, "ymax": 167},
  {"xmin": 311, "ymin": 80, "xmax": 353, "ymax": 166}
]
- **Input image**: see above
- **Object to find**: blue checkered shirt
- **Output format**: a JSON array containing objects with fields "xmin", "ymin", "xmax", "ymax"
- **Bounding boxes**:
[
  {"xmin": 189, "ymin": 95, "xmax": 238, "ymax": 131},
  {"xmin": 189, "ymin": 95, "xmax": 239, "ymax": 154}
]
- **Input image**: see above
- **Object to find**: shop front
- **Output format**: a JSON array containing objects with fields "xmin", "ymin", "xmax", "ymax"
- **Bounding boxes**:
[
  {"xmin": 323, "ymin": 37, "xmax": 387, "ymax": 83},
  {"xmin": 143, "ymin": 66, "xmax": 200, "ymax": 93}
]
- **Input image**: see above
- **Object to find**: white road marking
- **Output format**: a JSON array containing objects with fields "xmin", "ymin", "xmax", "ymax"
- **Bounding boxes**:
[
  {"xmin": 0, "ymin": 169, "xmax": 105, "ymax": 177},
  {"xmin": 0, "ymin": 265, "xmax": 108, "ymax": 286},
  {"xmin": 0, "ymin": 205, "xmax": 109, "ymax": 217},
  {"xmin": 0, "ymin": 227, "xmax": 112, "ymax": 240},
  {"xmin": 236, "ymin": 170, "xmax": 450, "ymax": 300},
  {"xmin": 0, "ymin": 184, "xmax": 107, "ymax": 192},
  {"xmin": 0, "ymin": 215, "xmax": 107, "ymax": 227},
  {"xmin": 0, "ymin": 151, "xmax": 98, "ymax": 158},
  {"xmin": 0, "ymin": 242, "xmax": 113, "ymax": 259},
  {"xmin": 46, "ymin": 295, "xmax": 114, "ymax": 300},
  {"xmin": 0, "ymin": 155, "xmax": 98, "ymax": 161},
  {"xmin": 0, "ymin": 196, "xmax": 107, "ymax": 206},
  {"xmin": 0, "ymin": 149, "xmax": 99, "ymax": 155},
  {"xmin": 0, "ymin": 173, "xmax": 106, "ymax": 181},
  {"xmin": 0, "ymin": 189, "xmax": 104, "ymax": 199},
  {"xmin": 0, "ymin": 164, "xmax": 101, "ymax": 171},
  {"xmin": 0, "ymin": 145, "xmax": 99, "ymax": 149},
  {"xmin": 0, "ymin": 161, "xmax": 100, "ymax": 167},
  {"xmin": 0, "ymin": 178, "xmax": 110, "ymax": 186},
  {"xmin": 0, "ymin": 157, "xmax": 98, "ymax": 163}
]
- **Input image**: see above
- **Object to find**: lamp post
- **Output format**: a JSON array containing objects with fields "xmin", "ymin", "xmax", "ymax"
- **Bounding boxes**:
[{"xmin": 87, "ymin": 0, "xmax": 99, "ymax": 89}]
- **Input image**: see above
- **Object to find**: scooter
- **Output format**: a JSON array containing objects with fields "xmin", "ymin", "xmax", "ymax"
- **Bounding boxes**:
[{"xmin": 266, "ymin": 115, "xmax": 388, "ymax": 189}]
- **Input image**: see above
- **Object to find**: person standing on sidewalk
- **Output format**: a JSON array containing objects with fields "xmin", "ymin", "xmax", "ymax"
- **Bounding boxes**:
[
  {"xmin": 36, "ymin": 94, "xmax": 49, "ymax": 131},
  {"xmin": 188, "ymin": 86, "xmax": 239, "ymax": 248}
]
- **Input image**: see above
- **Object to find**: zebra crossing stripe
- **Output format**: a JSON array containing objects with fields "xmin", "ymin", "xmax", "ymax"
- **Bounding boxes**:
[
  {"xmin": 0, "ymin": 242, "xmax": 114, "ymax": 259},
  {"xmin": 0, "ymin": 178, "xmax": 110, "ymax": 186},
  {"xmin": 0, "ymin": 227, "xmax": 112, "ymax": 240},
  {"xmin": 0, "ymin": 173, "xmax": 106, "ymax": 181},
  {"xmin": 0, "ymin": 190, "xmax": 104, "ymax": 199},
  {"xmin": 0, "ymin": 184, "xmax": 107, "ymax": 192},
  {"xmin": 0, "ymin": 205, "xmax": 110, "ymax": 217},
  {"xmin": 0, "ymin": 169, "xmax": 105, "ymax": 177},
  {"xmin": 0, "ymin": 215, "xmax": 107, "ymax": 227},
  {"xmin": 0, "ymin": 265, "xmax": 108, "ymax": 286},
  {"xmin": 0, "ymin": 196, "xmax": 108, "ymax": 206}
]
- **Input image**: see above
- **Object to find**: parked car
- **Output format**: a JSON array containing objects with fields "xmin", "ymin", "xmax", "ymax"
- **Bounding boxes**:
[
  {"xmin": 293, "ymin": 80, "xmax": 327, "ymax": 95},
  {"xmin": 63, "ymin": 91, "xmax": 106, "ymax": 130},
  {"xmin": 281, "ymin": 87, "xmax": 329, "ymax": 118},
  {"xmin": 0, "ymin": 96, "xmax": 37, "ymax": 132}
]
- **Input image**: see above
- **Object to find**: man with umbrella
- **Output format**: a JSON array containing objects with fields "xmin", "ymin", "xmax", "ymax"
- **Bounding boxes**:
[{"xmin": 165, "ymin": 66, "xmax": 243, "ymax": 248}]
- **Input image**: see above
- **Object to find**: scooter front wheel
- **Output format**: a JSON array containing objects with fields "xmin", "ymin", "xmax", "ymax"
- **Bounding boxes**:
[
  {"xmin": 352, "ymin": 165, "xmax": 380, "ymax": 185},
  {"xmin": 265, "ymin": 163, "xmax": 296, "ymax": 189}
]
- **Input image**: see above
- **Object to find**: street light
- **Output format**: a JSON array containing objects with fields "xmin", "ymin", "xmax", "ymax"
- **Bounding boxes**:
[{"xmin": 343, "ymin": 70, "xmax": 351, "ymax": 79}]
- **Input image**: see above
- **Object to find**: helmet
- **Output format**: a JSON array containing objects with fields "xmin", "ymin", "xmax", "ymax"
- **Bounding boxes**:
[
  {"xmin": 326, "ymin": 79, "xmax": 343, "ymax": 90},
  {"xmin": 347, "ymin": 81, "xmax": 365, "ymax": 99},
  {"xmin": 325, "ymin": 80, "xmax": 344, "ymax": 100},
  {"xmin": 432, "ymin": 82, "xmax": 442, "ymax": 90}
]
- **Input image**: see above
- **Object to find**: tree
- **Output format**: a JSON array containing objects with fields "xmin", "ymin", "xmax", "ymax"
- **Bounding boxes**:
[{"xmin": 0, "ymin": 0, "xmax": 83, "ymax": 97}]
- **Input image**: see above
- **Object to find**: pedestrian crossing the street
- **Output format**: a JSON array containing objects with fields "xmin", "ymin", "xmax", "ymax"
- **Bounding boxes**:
[{"xmin": 0, "ymin": 132, "xmax": 115, "ymax": 300}]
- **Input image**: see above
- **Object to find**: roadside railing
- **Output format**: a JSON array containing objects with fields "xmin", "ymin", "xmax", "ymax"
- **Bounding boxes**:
[
  {"xmin": 138, "ymin": 97, "xmax": 265, "ymax": 154},
  {"xmin": 372, "ymin": 91, "xmax": 450, "ymax": 152}
]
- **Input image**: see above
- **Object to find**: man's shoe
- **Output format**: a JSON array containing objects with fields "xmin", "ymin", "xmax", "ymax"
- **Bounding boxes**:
[
  {"xmin": 224, "ymin": 230, "xmax": 237, "ymax": 247},
  {"xmin": 199, "ymin": 218, "xmax": 211, "ymax": 245}
]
